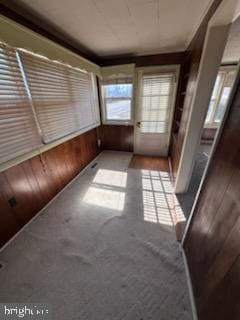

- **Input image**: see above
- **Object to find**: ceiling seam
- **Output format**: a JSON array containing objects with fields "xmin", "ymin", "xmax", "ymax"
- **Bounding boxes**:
[{"xmin": 91, "ymin": 0, "xmax": 124, "ymax": 50}]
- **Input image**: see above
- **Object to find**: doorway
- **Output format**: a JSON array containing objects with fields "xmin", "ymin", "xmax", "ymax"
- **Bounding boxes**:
[
  {"xmin": 178, "ymin": 17, "xmax": 240, "ymax": 233},
  {"xmin": 134, "ymin": 66, "xmax": 179, "ymax": 156}
]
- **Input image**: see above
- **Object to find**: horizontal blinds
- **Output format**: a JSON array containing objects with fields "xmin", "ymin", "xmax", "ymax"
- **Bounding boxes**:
[
  {"xmin": 140, "ymin": 73, "xmax": 175, "ymax": 133},
  {"xmin": 67, "ymin": 67, "xmax": 99, "ymax": 129},
  {"xmin": 101, "ymin": 66, "xmax": 134, "ymax": 122},
  {"xmin": 101, "ymin": 64, "xmax": 135, "ymax": 85},
  {"xmin": 20, "ymin": 51, "xmax": 99, "ymax": 143},
  {"xmin": 102, "ymin": 75, "xmax": 133, "ymax": 85},
  {"xmin": 0, "ymin": 44, "xmax": 42, "ymax": 164}
]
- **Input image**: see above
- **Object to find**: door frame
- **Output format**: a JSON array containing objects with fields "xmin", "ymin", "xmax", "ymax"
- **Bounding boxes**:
[
  {"xmin": 175, "ymin": 0, "xmax": 240, "ymax": 194},
  {"xmin": 133, "ymin": 65, "xmax": 180, "ymax": 156},
  {"xmin": 181, "ymin": 0, "xmax": 240, "ymax": 245}
]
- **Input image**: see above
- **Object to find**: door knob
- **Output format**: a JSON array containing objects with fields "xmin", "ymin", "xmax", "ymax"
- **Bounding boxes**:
[{"xmin": 137, "ymin": 121, "xmax": 141, "ymax": 128}]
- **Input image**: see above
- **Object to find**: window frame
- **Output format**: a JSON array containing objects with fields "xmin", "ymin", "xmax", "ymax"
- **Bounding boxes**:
[
  {"xmin": 204, "ymin": 66, "xmax": 236, "ymax": 129},
  {"xmin": 100, "ymin": 80, "xmax": 135, "ymax": 125},
  {"xmin": 138, "ymin": 71, "xmax": 176, "ymax": 134},
  {"xmin": 135, "ymin": 65, "xmax": 180, "ymax": 133},
  {"xmin": 0, "ymin": 43, "xmax": 101, "ymax": 172},
  {"xmin": 19, "ymin": 50, "xmax": 101, "ymax": 144}
]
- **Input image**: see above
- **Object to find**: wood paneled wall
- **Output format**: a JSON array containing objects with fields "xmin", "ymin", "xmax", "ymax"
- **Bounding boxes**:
[
  {"xmin": 184, "ymin": 73, "xmax": 240, "ymax": 320},
  {"xmin": 99, "ymin": 52, "xmax": 185, "ymax": 67},
  {"xmin": 99, "ymin": 52, "xmax": 187, "ymax": 154},
  {"xmin": 170, "ymin": 0, "xmax": 222, "ymax": 178},
  {"xmin": 99, "ymin": 125, "xmax": 134, "ymax": 152},
  {"xmin": 0, "ymin": 128, "xmax": 100, "ymax": 248}
]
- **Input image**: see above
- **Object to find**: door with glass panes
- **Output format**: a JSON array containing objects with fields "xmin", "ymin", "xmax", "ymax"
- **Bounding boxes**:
[{"xmin": 134, "ymin": 67, "xmax": 179, "ymax": 156}]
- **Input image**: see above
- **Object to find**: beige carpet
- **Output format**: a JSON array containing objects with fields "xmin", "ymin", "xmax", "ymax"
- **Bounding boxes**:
[{"xmin": 0, "ymin": 151, "xmax": 192, "ymax": 320}]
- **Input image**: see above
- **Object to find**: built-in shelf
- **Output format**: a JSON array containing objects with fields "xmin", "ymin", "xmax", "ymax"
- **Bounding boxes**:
[{"xmin": 171, "ymin": 68, "xmax": 189, "ymax": 146}]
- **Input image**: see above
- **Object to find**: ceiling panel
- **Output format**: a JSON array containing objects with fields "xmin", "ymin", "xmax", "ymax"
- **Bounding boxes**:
[{"xmin": 13, "ymin": 0, "xmax": 213, "ymax": 57}]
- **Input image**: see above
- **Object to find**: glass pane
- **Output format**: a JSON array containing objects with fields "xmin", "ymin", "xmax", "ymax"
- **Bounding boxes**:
[
  {"xmin": 205, "ymin": 100, "xmax": 215, "ymax": 123},
  {"xmin": 211, "ymin": 74, "xmax": 222, "ymax": 99},
  {"xmin": 106, "ymin": 99, "xmax": 131, "ymax": 120},
  {"xmin": 140, "ymin": 74, "xmax": 173, "ymax": 133},
  {"xmin": 104, "ymin": 84, "xmax": 132, "ymax": 98},
  {"xmin": 214, "ymin": 87, "xmax": 231, "ymax": 123},
  {"xmin": 141, "ymin": 109, "xmax": 168, "ymax": 121},
  {"xmin": 141, "ymin": 121, "xmax": 167, "ymax": 133},
  {"xmin": 142, "ymin": 96, "xmax": 169, "ymax": 110},
  {"xmin": 143, "ymin": 79, "xmax": 171, "ymax": 96}
]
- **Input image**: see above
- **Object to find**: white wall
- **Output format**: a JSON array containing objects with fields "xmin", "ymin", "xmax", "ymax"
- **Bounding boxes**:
[{"xmin": 174, "ymin": 25, "xmax": 230, "ymax": 193}]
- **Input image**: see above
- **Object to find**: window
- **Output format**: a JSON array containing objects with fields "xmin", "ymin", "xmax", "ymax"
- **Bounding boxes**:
[
  {"xmin": 0, "ymin": 43, "xmax": 42, "ymax": 164},
  {"xmin": 0, "ymin": 42, "xmax": 100, "ymax": 165},
  {"xmin": 103, "ymin": 83, "xmax": 132, "ymax": 121},
  {"xmin": 20, "ymin": 51, "xmax": 100, "ymax": 143},
  {"xmin": 139, "ymin": 72, "xmax": 175, "ymax": 133},
  {"xmin": 101, "ymin": 67, "xmax": 134, "ymax": 124},
  {"xmin": 205, "ymin": 68, "xmax": 236, "ymax": 128}
]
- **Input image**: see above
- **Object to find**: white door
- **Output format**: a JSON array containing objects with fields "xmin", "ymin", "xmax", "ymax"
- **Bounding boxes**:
[{"xmin": 134, "ymin": 66, "xmax": 179, "ymax": 156}]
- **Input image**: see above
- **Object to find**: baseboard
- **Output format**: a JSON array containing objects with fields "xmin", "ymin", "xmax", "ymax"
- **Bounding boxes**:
[
  {"xmin": 0, "ymin": 152, "xmax": 103, "ymax": 254},
  {"xmin": 180, "ymin": 245, "xmax": 198, "ymax": 320}
]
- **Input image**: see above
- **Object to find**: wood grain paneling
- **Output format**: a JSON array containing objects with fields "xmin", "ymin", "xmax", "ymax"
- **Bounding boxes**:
[
  {"xmin": 0, "ymin": 174, "xmax": 20, "ymax": 247},
  {"xmin": 99, "ymin": 52, "xmax": 185, "ymax": 67},
  {"xmin": 184, "ymin": 73, "xmax": 240, "ymax": 320},
  {"xmin": 99, "ymin": 125, "xmax": 134, "ymax": 152},
  {"xmin": 170, "ymin": 0, "xmax": 222, "ymax": 178},
  {"xmin": 0, "ymin": 128, "xmax": 100, "ymax": 247}
]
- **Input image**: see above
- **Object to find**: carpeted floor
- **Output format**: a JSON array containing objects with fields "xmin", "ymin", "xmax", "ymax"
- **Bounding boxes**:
[{"xmin": 0, "ymin": 151, "xmax": 192, "ymax": 320}]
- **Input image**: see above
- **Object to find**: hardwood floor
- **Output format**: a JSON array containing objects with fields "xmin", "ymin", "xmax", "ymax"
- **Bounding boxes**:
[{"xmin": 129, "ymin": 155, "xmax": 169, "ymax": 172}]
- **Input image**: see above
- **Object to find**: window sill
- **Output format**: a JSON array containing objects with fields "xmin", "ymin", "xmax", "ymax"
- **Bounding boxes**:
[
  {"xmin": 102, "ymin": 120, "xmax": 134, "ymax": 126},
  {"xmin": 204, "ymin": 123, "xmax": 219, "ymax": 129}
]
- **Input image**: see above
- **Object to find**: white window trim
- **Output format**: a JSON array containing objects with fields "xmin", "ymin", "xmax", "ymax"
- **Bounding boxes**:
[
  {"xmin": 204, "ymin": 122, "xmax": 219, "ymax": 129},
  {"xmin": 204, "ymin": 66, "xmax": 236, "ymax": 128},
  {"xmin": 100, "ymin": 78, "xmax": 135, "ymax": 126},
  {"xmin": 0, "ymin": 42, "xmax": 101, "ymax": 172}
]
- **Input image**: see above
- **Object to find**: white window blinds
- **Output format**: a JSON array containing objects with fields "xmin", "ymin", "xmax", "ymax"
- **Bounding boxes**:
[
  {"xmin": 139, "ymin": 73, "xmax": 175, "ymax": 133},
  {"xmin": 0, "ymin": 44, "xmax": 42, "ymax": 164},
  {"xmin": 19, "ymin": 51, "xmax": 100, "ymax": 143}
]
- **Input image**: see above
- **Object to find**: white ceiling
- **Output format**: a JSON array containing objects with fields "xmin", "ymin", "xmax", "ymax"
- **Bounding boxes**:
[
  {"xmin": 222, "ymin": 15, "xmax": 240, "ymax": 63},
  {"xmin": 15, "ymin": 0, "xmax": 213, "ymax": 57}
]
